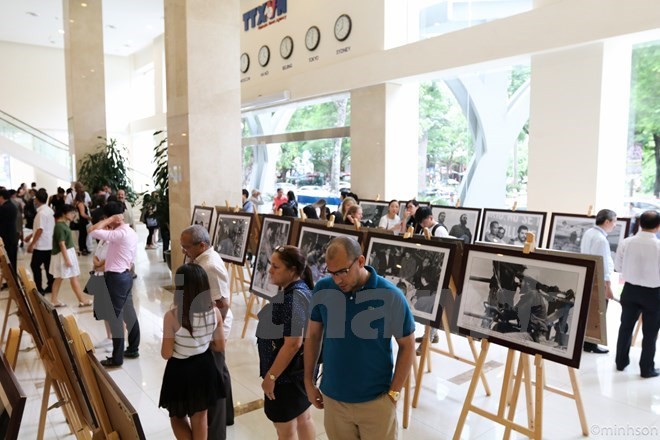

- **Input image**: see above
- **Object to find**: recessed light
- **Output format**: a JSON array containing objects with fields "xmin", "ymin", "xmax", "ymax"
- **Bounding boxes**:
[
  {"xmin": 81, "ymin": 2, "xmax": 88, "ymax": 7},
  {"xmin": 25, "ymin": 11, "xmax": 39, "ymax": 17},
  {"xmin": 58, "ymin": 29, "xmax": 65, "ymax": 34},
  {"xmin": 69, "ymin": 19, "xmax": 75, "ymax": 23}
]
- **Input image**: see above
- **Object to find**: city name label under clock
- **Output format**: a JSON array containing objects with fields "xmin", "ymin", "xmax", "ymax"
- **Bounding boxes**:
[{"xmin": 337, "ymin": 46, "xmax": 351, "ymax": 55}]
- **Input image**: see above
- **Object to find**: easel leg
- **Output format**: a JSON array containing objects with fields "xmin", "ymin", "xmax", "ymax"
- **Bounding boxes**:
[
  {"xmin": 38, "ymin": 374, "xmax": 52, "ymax": 440},
  {"xmin": 241, "ymin": 294, "xmax": 256, "ymax": 339},
  {"xmin": 498, "ymin": 350, "xmax": 516, "ymax": 417},
  {"xmin": 452, "ymin": 339, "xmax": 491, "ymax": 440},
  {"xmin": 467, "ymin": 336, "xmax": 491, "ymax": 396},
  {"xmin": 523, "ymin": 354, "xmax": 534, "ymax": 430},
  {"xmin": 534, "ymin": 355, "xmax": 544, "ymax": 440},
  {"xmin": 1, "ymin": 296, "xmax": 13, "ymax": 344},
  {"xmin": 503, "ymin": 353, "xmax": 527, "ymax": 440},
  {"xmin": 237, "ymin": 266, "xmax": 249, "ymax": 305},
  {"xmin": 568, "ymin": 367, "xmax": 589, "ymax": 436},
  {"xmin": 412, "ymin": 326, "xmax": 431, "ymax": 408}
]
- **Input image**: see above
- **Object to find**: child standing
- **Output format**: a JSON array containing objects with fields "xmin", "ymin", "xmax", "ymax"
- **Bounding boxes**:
[
  {"xmin": 49, "ymin": 204, "xmax": 92, "ymax": 307},
  {"xmin": 159, "ymin": 264, "xmax": 225, "ymax": 439}
]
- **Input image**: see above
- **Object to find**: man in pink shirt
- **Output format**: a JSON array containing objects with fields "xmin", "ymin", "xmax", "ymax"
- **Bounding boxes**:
[
  {"xmin": 272, "ymin": 188, "xmax": 288, "ymax": 213},
  {"xmin": 89, "ymin": 202, "xmax": 139, "ymax": 368}
]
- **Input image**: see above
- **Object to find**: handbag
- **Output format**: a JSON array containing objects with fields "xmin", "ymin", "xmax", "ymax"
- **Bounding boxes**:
[
  {"xmin": 146, "ymin": 216, "xmax": 158, "ymax": 228},
  {"xmin": 83, "ymin": 272, "xmax": 106, "ymax": 295}
]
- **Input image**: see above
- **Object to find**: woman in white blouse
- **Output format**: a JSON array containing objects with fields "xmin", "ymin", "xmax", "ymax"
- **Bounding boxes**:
[{"xmin": 378, "ymin": 200, "xmax": 401, "ymax": 232}]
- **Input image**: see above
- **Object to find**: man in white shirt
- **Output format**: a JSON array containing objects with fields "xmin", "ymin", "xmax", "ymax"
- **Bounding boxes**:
[
  {"xmin": 415, "ymin": 206, "xmax": 449, "ymax": 237},
  {"xmin": 64, "ymin": 181, "xmax": 92, "ymax": 206},
  {"xmin": 180, "ymin": 225, "xmax": 234, "ymax": 435},
  {"xmin": 580, "ymin": 208, "xmax": 616, "ymax": 354},
  {"xmin": 25, "ymin": 189, "xmax": 55, "ymax": 294},
  {"xmin": 614, "ymin": 210, "xmax": 660, "ymax": 378}
]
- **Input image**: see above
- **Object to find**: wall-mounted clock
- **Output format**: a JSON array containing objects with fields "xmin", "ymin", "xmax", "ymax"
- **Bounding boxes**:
[
  {"xmin": 334, "ymin": 14, "xmax": 352, "ymax": 42},
  {"xmin": 258, "ymin": 45, "xmax": 270, "ymax": 67},
  {"xmin": 240, "ymin": 52, "xmax": 250, "ymax": 73},
  {"xmin": 305, "ymin": 26, "xmax": 320, "ymax": 51},
  {"xmin": 280, "ymin": 35, "xmax": 294, "ymax": 59}
]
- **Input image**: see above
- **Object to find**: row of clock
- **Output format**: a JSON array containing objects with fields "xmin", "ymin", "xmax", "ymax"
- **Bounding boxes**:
[{"xmin": 240, "ymin": 13, "xmax": 352, "ymax": 73}]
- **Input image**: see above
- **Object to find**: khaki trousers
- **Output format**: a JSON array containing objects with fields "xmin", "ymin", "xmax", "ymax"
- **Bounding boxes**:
[{"xmin": 323, "ymin": 393, "xmax": 397, "ymax": 440}]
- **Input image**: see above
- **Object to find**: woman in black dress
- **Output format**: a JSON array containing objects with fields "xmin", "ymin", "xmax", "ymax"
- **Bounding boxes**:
[{"xmin": 257, "ymin": 245, "xmax": 316, "ymax": 439}]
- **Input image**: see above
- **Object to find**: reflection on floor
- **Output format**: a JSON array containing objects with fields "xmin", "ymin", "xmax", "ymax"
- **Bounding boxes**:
[{"xmin": 4, "ymin": 226, "xmax": 660, "ymax": 439}]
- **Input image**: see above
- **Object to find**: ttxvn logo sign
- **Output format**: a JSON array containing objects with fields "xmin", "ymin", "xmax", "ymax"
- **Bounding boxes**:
[{"xmin": 242, "ymin": 0, "xmax": 288, "ymax": 31}]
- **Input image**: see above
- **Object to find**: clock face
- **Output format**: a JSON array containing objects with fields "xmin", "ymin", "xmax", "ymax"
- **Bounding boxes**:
[
  {"xmin": 258, "ymin": 45, "xmax": 270, "ymax": 67},
  {"xmin": 334, "ymin": 14, "xmax": 352, "ymax": 42},
  {"xmin": 240, "ymin": 53, "xmax": 250, "ymax": 73},
  {"xmin": 280, "ymin": 36, "xmax": 293, "ymax": 60},
  {"xmin": 305, "ymin": 26, "xmax": 320, "ymax": 51}
]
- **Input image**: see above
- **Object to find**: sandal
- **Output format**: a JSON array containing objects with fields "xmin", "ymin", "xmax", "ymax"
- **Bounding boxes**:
[
  {"xmin": 53, "ymin": 302, "xmax": 67, "ymax": 308},
  {"xmin": 78, "ymin": 301, "xmax": 93, "ymax": 307}
]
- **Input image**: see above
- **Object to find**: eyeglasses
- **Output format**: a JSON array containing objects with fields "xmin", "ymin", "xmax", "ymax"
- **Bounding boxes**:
[{"xmin": 326, "ymin": 257, "xmax": 358, "ymax": 278}]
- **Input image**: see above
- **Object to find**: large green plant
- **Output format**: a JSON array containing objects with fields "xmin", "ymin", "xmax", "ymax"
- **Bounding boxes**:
[
  {"xmin": 78, "ymin": 137, "xmax": 136, "ymax": 201},
  {"xmin": 152, "ymin": 130, "xmax": 169, "ymax": 227}
]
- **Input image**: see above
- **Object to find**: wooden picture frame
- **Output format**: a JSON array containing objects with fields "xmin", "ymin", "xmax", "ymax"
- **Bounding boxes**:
[
  {"xmin": 0, "ymin": 350, "xmax": 26, "ymax": 440},
  {"xmin": 430, "ymin": 205, "xmax": 482, "ymax": 244},
  {"xmin": 250, "ymin": 215, "xmax": 294, "ymax": 299},
  {"xmin": 546, "ymin": 212, "xmax": 631, "ymax": 262},
  {"xmin": 190, "ymin": 205, "xmax": 215, "ymax": 233},
  {"xmin": 358, "ymin": 199, "xmax": 389, "ymax": 229},
  {"xmin": 364, "ymin": 232, "xmax": 455, "ymax": 328},
  {"xmin": 457, "ymin": 244, "xmax": 595, "ymax": 368},
  {"xmin": 297, "ymin": 223, "xmax": 363, "ymax": 284},
  {"xmin": 479, "ymin": 208, "xmax": 547, "ymax": 247},
  {"xmin": 211, "ymin": 212, "xmax": 253, "ymax": 265}
]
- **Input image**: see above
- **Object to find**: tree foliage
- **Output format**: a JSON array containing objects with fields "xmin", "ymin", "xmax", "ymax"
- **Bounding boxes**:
[
  {"xmin": 151, "ymin": 130, "xmax": 169, "ymax": 227},
  {"xmin": 78, "ymin": 137, "xmax": 136, "ymax": 202},
  {"xmin": 630, "ymin": 41, "xmax": 660, "ymax": 196}
]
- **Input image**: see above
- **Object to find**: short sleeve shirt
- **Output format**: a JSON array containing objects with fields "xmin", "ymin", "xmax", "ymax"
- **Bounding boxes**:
[
  {"xmin": 51, "ymin": 221, "xmax": 74, "ymax": 255},
  {"xmin": 310, "ymin": 265, "xmax": 415, "ymax": 403}
]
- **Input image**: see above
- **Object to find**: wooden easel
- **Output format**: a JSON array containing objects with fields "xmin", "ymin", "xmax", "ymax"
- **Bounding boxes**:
[
  {"xmin": 453, "ymin": 232, "xmax": 589, "ymax": 439},
  {"xmin": 406, "ymin": 228, "xmax": 490, "ymax": 428},
  {"xmin": 227, "ymin": 262, "xmax": 251, "ymax": 307}
]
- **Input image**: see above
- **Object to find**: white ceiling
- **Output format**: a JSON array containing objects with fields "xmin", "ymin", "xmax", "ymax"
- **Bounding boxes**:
[{"xmin": 0, "ymin": 0, "xmax": 165, "ymax": 57}]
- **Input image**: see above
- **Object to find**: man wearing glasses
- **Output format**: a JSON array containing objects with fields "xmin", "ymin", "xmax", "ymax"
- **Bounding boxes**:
[{"xmin": 304, "ymin": 236, "xmax": 415, "ymax": 439}]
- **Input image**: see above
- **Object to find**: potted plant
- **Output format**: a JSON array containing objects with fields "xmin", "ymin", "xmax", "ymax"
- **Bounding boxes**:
[
  {"xmin": 78, "ymin": 137, "xmax": 136, "ymax": 201},
  {"xmin": 151, "ymin": 130, "xmax": 171, "ymax": 268}
]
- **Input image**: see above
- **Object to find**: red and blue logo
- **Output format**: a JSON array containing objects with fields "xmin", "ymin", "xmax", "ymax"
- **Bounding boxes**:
[{"xmin": 242, "ymin": 0, "xmax": 288, "ymax": 32}]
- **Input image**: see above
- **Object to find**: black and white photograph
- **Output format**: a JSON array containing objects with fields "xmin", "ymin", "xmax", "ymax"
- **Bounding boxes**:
[
  {"xmin": 359, "ymin": 200, "xmax": 389, "ymax": 229},
  {"xmin": 479, "ymin": 208, "xmax": 546, "ymax": 247},
  {"xmin": 546, "ymin": 213, "xmax": 631, "ymax": 260},
  {"xmin": 250, "ymin": 215, "xmax": 294, "ymax": 299},
  {"xmin": 457, "ymin": 245, "xmax": 594, "ymax": 368},
  {"xmin": 190, "ymin": 205, "xmax": 214, "ymax": 233},
  {"xmin": 364, "ymin": 232, "xmax": 454, "ymax": 327},
  {"xmin": 297, "ymin": 224, "xmax": 363, "ymax": 284},
  {"xmin": 212, "ymin": 212, "xmax": 253, "ymax": 265},
  {"xmin": 431, "ymin": 205, "xmax": 482, "ymax": 244},
  {"xmin": 398, "ymin": 199, "xmax": 430, "ymax": 220}
]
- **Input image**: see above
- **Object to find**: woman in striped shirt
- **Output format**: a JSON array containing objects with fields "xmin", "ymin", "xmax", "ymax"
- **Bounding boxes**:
[{"xmin": 159, "ymin": 264, "xmax": 225, "ymax": 439}]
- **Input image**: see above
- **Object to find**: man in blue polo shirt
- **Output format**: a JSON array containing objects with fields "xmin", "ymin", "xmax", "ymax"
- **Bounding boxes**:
[{"xmin": 304, "ymin": 236, "xmax": 415, "ymax": 440}]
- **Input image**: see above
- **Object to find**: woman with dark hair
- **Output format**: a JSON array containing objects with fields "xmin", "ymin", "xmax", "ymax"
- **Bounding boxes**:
[
  {"xmin": 49, "ymin": 204, "xmax": 92, "ymax": 307},
  {"xmin": 379, "ymin": 199, "xmax": 401, "ymax": 231},
  {"xmin": 287, "ymin": 191, "xmax": 299, "ymax": 217},
  {"xmin": 256, "ymin": 245, "xmax": 316, "ymax": 439},
  {"xmin": 74, "ymin": 191, "xmax": 91, "ymax": 255},
  {"xmin": 159, "ymin": 264, "xmax": 226, "ymax": 440}
]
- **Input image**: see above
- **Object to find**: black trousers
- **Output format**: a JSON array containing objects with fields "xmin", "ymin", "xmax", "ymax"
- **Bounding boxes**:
[
  {"xmin": 3, "ymin": 241, "xmax": 18, "ymax": 276},
  {"xmin": 105, "ymin": 271, "xmax": 140, "ymax": 365},
  {"xmin": 30, "ymin": 249, "xmax": 54, "ymax": 293},
  {"xmin": 208, "ymin": 350, "xmax": 232, "ymax": 439},
  {"xmin": 615, "ymin": 283, "xmax": 660, "ymax": 374}
]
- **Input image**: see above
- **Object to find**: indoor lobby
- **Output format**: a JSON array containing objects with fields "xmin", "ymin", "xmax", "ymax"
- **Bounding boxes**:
[{"xmin": 1, "ymin": 0, "xmax": 660, "ymax": 439}]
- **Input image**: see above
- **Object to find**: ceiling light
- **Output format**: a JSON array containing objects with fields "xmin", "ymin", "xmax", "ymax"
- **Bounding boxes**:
[
  {"xmin": 58, "ymin": 29, "xmax": 65, "ymax": 34},
  {"xmin": 81, "ymin": 2, "xmax": 88, "ymax": 7},
  {"xmin": 69, "ymin": 19, "xmax": 75, "ymax": 23},
  {"xmin": 26, "ymin": 11, "xmax": 39, "ymax": 17}
]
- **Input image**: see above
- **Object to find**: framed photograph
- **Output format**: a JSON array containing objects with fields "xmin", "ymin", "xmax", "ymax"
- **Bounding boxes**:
[
  {"xmin": 546, "ymin": 213, "xmax": 631, "ymax": 261},
  {"xmin": 479, "ymin": 208, "xmax": 547, "ymax": 247},
  {"xmin": 457, "ymin": 245, "xmax": 595, "ymax": 368},
  {"xmin": 190, "ymin": 205, "xmax": 214, "ymax": 233},
  {"xmin": 0, "ymin": 351, "xmax": 26, "ymax": 440},
  {"xmin": 297, "ymin": 223, "xmax": 363, "ymax": 284},
  {"xmin": 359, "ymin": 200, "xmax": 389, "ymax": 228},
  {"xmin": 431, "ymin": 205, "xmax": 482, "ymax": 244},
  {"xmin": 250, "ymin": 215, "xmax": 294, "ymax": 299},
  {"xmin": 211, "ymin": 212, "xmax": 253, "ymax": 265},
  {"xmin": 364, "ymin": 232, "xmax": 454, "ymax": 328},
  {"xmin": 398, "ymin": 200, "xmax": 430, "ymax": 220}
]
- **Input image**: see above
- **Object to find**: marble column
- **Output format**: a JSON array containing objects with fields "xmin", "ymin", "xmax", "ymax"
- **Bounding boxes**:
[
  {"xmin": 527, "ymin": 42, "xmax": 631, "ymax": 214},
  {"xmin": 63, "ymin": 0, "xmax": 108, "ymax": 174},
  {"xmin": 351, "ymin": 83, "xmax": 419, "ymax": 201},
  {"xmin": 164, "ymin": 0, "xmax": 241, "ymax": 270}
]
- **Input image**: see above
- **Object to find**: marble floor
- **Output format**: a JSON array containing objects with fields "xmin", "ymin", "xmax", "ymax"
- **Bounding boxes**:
[{"xmin": 4, "ymin": 225, "xmax": 660, "ymax": 439}]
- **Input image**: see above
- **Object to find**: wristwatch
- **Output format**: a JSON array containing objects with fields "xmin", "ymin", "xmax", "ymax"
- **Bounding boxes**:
[
  {"xmin": 387, "ymin": 390, "xmax": 400, "ymax": 402},
  {"xmin": 268, "ymin": 372, "xmax": 277, "ymax": 381}
]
